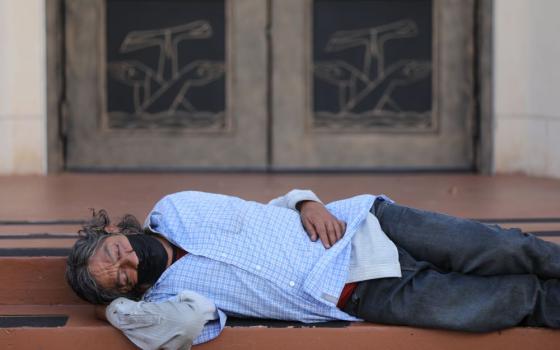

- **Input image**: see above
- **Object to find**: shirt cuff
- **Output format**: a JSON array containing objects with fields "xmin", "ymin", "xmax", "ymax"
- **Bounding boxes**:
[{"xmin": 285, "ymin": 189, "xmax": 322, "ymax": 210}]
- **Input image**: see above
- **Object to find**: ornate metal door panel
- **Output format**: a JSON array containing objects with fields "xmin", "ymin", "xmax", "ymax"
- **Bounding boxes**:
[
  {"xmin": 271, "ymin": 0, "xmax": 475, "ymax": 170},
  {"xmin": 65, "ymin": 0, "xmax": 268, "ymax": 170}
]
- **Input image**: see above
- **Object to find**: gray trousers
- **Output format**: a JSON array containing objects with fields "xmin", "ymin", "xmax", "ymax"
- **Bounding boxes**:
[{"xmin": 342, "ymin": 199, "xmax": 560, "ymax": 332}]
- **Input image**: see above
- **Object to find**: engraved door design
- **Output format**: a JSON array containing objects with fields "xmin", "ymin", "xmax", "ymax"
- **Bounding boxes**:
[{"xmin": 106, "ymin": 19, "xmax": 226, "ymax": 129}]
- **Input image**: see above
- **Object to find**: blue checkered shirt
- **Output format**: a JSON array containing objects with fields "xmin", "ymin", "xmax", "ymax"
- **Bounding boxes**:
[{"xmin": 143, "ymin": 191, "xmax": 376, "ymax": 344}]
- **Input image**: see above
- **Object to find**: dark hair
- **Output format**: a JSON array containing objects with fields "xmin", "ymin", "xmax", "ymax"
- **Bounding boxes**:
[{"xmin": 65, "ymin": 209, "xmax": 146, "ymax": 304}]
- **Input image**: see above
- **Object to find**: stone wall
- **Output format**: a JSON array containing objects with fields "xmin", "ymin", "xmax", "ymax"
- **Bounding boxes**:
[
  {"xmin": 493, "ymin": 0, "xmax": 560, "ymax": 178},
  {"xmin": 0, "ymin": 0, "xmax": 46, "ymax": 174}
]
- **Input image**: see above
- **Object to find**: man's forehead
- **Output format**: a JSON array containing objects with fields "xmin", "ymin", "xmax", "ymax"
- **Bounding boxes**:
[
  {"xmin": 95, "ymin": 234, "xmax": 124, "ymax": 257},
  {"xmin": 89, "ymin": 263, "xmax": 119, "ymax": 291},
  {"xmin": 102, "ymin": 241, "xmax": 114, "ymax": 261},
  {"xmin": 91, "ymin": 237, "xmax": 112, "ymax": 261},
  {"xmin": 88, "ymin": 239, "xmax": 116, "ymax": 276}
]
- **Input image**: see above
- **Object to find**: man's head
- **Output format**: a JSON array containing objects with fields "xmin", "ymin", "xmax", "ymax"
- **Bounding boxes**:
[{"xmin": 65, "ymin": 210, "xmax": 150, "ymax": 304}]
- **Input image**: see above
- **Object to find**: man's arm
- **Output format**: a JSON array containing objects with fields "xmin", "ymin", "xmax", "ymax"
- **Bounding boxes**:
[
  {"xmin": 105, "ymin": 291, "xmax": 218, "ymax": 350},
  {"xmin": 268, "ymin": 189, "xmax": 346, "ymax": 249}
]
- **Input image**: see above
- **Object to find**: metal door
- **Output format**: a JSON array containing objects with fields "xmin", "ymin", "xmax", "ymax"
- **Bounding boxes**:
[
  {"xmin": 65, "ymin": 0, "xmax": 268, "ymax": 170},
  {"xmin": 271, "ymin": 0, "xmax": 475, "ymax": 170},
  {"xmin": 64, "ymin": 0, "xmax": 476, "ymax": 171}
]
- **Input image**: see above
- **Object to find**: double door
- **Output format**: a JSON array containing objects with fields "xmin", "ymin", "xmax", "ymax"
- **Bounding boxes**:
[{"xmin": 64, "ymin": 0, "xmax": 476, "ymax": 171}]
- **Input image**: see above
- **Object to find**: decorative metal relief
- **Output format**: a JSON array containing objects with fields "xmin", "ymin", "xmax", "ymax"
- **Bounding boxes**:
[
  {"xmin": 106, "ymin": 0, "xmax": 226, "ymax": 130},
  {"xmin": 313, "ymin": 0, "xmax": 435, "ymax": 132}
]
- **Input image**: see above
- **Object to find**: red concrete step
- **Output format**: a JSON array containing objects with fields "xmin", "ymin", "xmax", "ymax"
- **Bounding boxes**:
[
  {"xmin": 0, "ymin": 258, "xmax": 560, "ymax": 349},
  {"xmin": 0, "ymin": 305, "xmax": 559, "ymax": 350},
  {"xmin": 201, "ymin": 326, "xmax": 560, "ymax": 350},
  {"xmin": 0, "ymin": 305, "xmax": 135, "ymax": 349},
  {"xmin": 0, "ymin": 257, "xmax": 84, "ymax": 305}
]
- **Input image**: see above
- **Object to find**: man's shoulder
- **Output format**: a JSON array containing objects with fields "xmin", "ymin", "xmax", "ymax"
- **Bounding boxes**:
[
  {"xmin": 153, "ymin": 191, "xmax": 237, "ymax": 207},
  {"xmin": 159, "ymin": 191, "xmax": 238, "ymax": 201},
  {"xmin": 151, "ymin": 192, "xmax": 247, "ymax": 217}
]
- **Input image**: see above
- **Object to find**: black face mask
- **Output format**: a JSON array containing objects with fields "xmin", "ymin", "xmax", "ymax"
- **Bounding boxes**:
[{"xmin": 126, "ymin": 234, "xmax": 168, "ymax": 287}]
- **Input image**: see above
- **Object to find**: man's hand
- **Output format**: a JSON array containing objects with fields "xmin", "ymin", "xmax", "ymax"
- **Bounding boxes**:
[{"xmin": 298, "ymin": 201, "xmax": 346, "ymax": 249}]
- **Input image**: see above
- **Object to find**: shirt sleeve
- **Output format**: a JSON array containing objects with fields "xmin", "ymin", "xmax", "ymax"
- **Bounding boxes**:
[
  {"xmin": 106, "ymin": 290, "xmax": 219, "ymax": 350},
  {"xmin": 267, "ymin": 189, "xmax": 322, "ymax": 210},
  {"xmin": 192, "ymin": 309, "xmax": 227, "ymax": 345}
]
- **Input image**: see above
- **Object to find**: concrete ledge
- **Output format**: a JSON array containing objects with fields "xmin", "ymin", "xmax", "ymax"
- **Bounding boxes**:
[
  {"xmin": 0, "ymin": 306, "xmax": 559, "ymax": 350},
  {"xmin": 200, "ymin": 325, "xmax": 560, "ymax": 350},
  {"xmin": 0, "ymin": 257, "xmax": 84, "ymax": 305}
]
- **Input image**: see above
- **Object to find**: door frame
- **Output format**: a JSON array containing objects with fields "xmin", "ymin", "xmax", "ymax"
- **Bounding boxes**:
[{"xmin": 46, "ymin": 0, "xmax": 494, "ymax": 173}]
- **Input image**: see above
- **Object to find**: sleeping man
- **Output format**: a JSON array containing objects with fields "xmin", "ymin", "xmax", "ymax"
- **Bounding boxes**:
[{"xmin": 66, "ymin": 190, "xmax": 560, "ymax": 349}]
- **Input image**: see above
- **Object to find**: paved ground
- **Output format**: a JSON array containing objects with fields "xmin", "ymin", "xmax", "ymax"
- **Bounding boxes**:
[{"xmin": 0, "ymin": 173, "xmax": 559, "ymax": 220}]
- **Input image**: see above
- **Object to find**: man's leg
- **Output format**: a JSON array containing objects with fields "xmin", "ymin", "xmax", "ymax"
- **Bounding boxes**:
[
  {"xmin": 373, "ymin": 199, "xmax": 560, "ymax": 278},
  {"xmin": 343, "ymin": 248, "xmax": 560, "ymax": 331}
]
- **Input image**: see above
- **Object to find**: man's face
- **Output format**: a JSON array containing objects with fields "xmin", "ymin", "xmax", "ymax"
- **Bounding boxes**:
[{"xmin": 88, "ymin": 234, "xmax": 139, "ymax": 294}]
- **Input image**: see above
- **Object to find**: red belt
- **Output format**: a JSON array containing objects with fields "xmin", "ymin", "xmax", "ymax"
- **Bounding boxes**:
[{"xmin": 337, "ymin": 282, "xmax": 358, "ymax": 308}]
